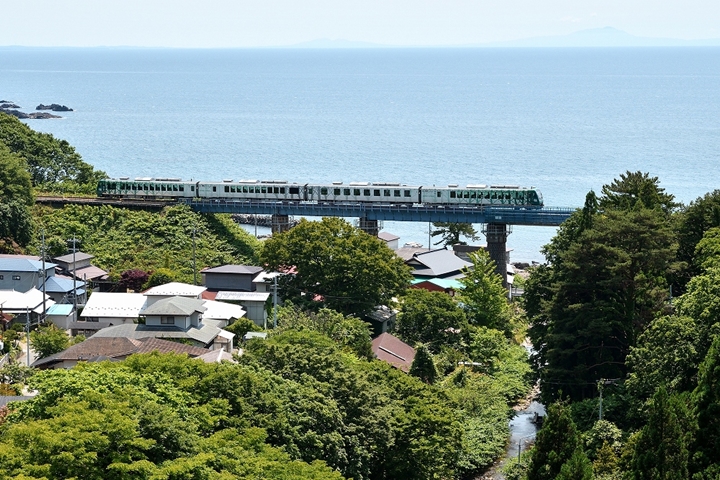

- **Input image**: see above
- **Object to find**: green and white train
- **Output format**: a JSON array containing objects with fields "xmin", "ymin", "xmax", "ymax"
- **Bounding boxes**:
[{"xmin": 97, "ymin": 178, "xmax": 544, "ymax": 208}]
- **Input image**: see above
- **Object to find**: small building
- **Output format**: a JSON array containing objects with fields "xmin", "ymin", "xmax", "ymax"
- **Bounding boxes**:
[
  {"xmin": 53, "ymin": 251, "xmax": 94, "ymax": 272},
  {"xmin": 405, "ymin": 248, "xmax": 473, "ymax": 280},
  {"xmin": 0, "ymin": 258, "xmax": 57, "ymax": 293},
  {"xmin": 410, "ymin": 277, "xmax": 463, "ymax": 296},
  {"xmin": 141, "ymin": 296, "xmax": 207, "ymax": 331},
  {"xmin": 201, "ymin": 299, "xmax": 246, "ymax": 329},
  {"xmin": 366, "ymin": 305, "xmax": 398, "ymax": 336},
  {"xmin": 371, "ymin": 333, "xmax": 416, "ymax": 373},
  {"xmin": 215, "ymin": 291, "xmax": 270, "ymax": 327},
  {"xmin": 31, "ymin": 336, "xmax": 213, "ymax": 370},
  {"xmin": 202, "ymin": 265, "xmax": 264, "ymax": 292},
  {"xmin": 252, "ymin": 271, "xmax": 281, "ymax": 293},
  {"xmin": 378, "ymin": 232, "xmax": 400, "ymax": 250},
  {"xmin": 41, "ymin": 275, "xmax": 87, "ymax": 305},
  {"xmin": 45, "ymin": 304, "xmax": 76, "ymax": 330}
]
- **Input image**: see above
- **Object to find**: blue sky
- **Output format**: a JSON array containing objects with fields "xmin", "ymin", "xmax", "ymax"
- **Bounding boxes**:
[{"xmin": 2, "ymin": 0, "xmax": 719, "ymax": 47}]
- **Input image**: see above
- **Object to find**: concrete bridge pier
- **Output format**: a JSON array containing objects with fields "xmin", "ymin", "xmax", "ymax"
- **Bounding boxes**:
[
  {"xmin": 357, "ymin": 217, "xmax": 380, "ymax": 236},
  {"xmin": 271, "ymin": 214, "xmax": 291, "ymax": 234},
  {"xmin": 483, "ymin": 223, "xmax": 511, "ymax": 288}
]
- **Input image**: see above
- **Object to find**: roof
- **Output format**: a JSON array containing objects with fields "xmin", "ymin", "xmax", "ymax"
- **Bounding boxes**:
[
  {"xmin": 378, "ymin": 231, "xmax": 400, "ymax": 242},
  {"xmin": 253, "ymin": 271, "xmax": 281, "ymax": 283},
  {"xmin": 32, "ymin": 336, "xmax": 211, "ymax": 368},
  {"xmin": 41, "ymin": 276, "xmax": 86, "ymax": 293},
  {"xmin": 215, "ymin": 291, "xmax": 270, "ymax": 302},
  {"xmin": 0, "ymin": 258, "xmax": 57, "ymax": 272},
  {"xmin": 81, "ymin": 292, "xmax": 147, "ymax": 319},
  {"xmin": 0, "ymin": 288, "xmax": 54, "ymax": 313},
  {"xmin": 371, "ymin": 333, "xmax": 416, "ymax": 373},
  {"xmin": 394, "ymin": 246, "xmax": 431, "ymax": 262},
  {"xmin": 47, "ymin": 304, "xmax": 74, "ymax": 316},
  {"xmin": 53, "ymin": 252, "xmax": 94, "ymax": 264},
  {"xmin": 202, "ymin": 299, "xmax": 245, "ymax": 321},
  {"xmin": 68, "ymin": 321, "xmax": 112, "ymax": 330},
  {"xmin": 144, "ymin": 282, "xmax": 207, "ymax": 297},
  {"xmin": 203, "ymin": 265, "xmax": 264, "ymax": 275},
  {"xmin": 406, "ymin": 249, "xmax": 472, "ymax": 278},
  {"xmin": 0, "ymin": 396, "xmax": 34, "ymax": 407},
  {"xmin": 197, "ymin": 349, "xmax": 236, "ymax": 363},
  {"xmin": 89, "ymin": 322, "xmax": 223, "ymax": 346},
  {"xmin": 411, "ymin": 277, "xmax": 463, "ymax": 290},
  {"xmin": 74, "ymin": 265, "xmax": 109, "ymax": 280},
  {"xmin": 0, "ymin": 254, "xmax": 40, "ymax": 261},
  {"xmin": 141, "ymin": 296, "xmax": 206, "ymax": 316}
]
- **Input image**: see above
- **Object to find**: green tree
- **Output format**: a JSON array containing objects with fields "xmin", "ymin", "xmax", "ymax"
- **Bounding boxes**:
[
  {"xmin": 527, "ymin": 201, "xmax": 675, "ymax": 402},
  {"xmin": 409, "ymin": 344, "xmax": 439, "ymax": 384},
  {"xmin": 692, "ymin": 335, "xmax": 720, "ymax": 475},
  {"xmin": 261, "ymin": 217, "xmax": 412, "ymax": 316},
  {"xmin": 29, "ymin": 323, "xmax": 71, "ymax": 359},
  {"xmin": 599, "ymin": 170, "xmax": 678, "ymax": 214},
  {"xmin": 0, "ymin": 111, "xmax": 106, "ymax": 193},
  {"xmin": 144, "ymin": 268, "xmax": 176, "ymax": 289},
  {"xmin": 674, "ymin": 267, "xmax": 720, "ymax": 365},
  {"xmin": 431, "ymin": 222, "xmax": 479, "ymax": 247},
  {"xmin": 556, "ymin": 449, "xmax": 594, "ymax": 480},
  {"xmin": 626, "ymin": 315, "xmax": 701, "ymax": 403},
  {"xmin": 458, "ymin": 249, "xmax": 511, "ymax": 333},
  {"xmin": 0, "ymin": 145, "xmax": 33, "ymax": 250},
  {"xmin": 676, "ymin": 190, "xmax": 720, "ymax": 289},
  {"xmin": 631, "ymin": 387, "xmax": 692, "ymax": 480},
  {"xmin": 527, "ymin": 401, "xmax": 584, "ymax": 480},
  {"xmin": 396, "ymin": 288, "xmax": 468, "ymax": 353}
]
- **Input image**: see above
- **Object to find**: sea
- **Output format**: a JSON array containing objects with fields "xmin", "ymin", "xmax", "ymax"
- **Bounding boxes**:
[{"xmin": 2, "ymin": 47, "xmax": 720, "ymax": 262}]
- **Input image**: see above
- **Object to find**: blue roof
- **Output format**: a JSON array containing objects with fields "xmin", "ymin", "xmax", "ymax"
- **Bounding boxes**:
[
  {"xmin": 0, "ymin": 258, "xmax": 57, "ymax": 272},
  {"xmin": 47, "ymin": 304, "xmax": 74, "ymax": 316},
  {"xmin": 42, "ymin": 276, "xmax": 86, "ymax": 293}
]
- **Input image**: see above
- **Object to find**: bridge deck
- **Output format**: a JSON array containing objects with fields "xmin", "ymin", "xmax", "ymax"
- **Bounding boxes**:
[{"xmin": 179, "ymin": 198, "xmax": 574, "ymax": 226}]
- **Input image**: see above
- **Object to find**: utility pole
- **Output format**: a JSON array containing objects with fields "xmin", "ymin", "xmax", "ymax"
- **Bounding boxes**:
[
  {"xmin": 41, "ymin": 229, "xmax": 46, "ymax": 322},
  {"xmin": 192, "ymin": 228, "xmax": 197, "ymax": 285},
  {"xmin": 25, "ymin": 306, "xmax": 30, "ymax": 366},
  {"xmin": 273, "ymin": 274, "xmax": 278, "ymax": 329},
  {"xmin": 68, "ymin": 236, "xmax": 79, "ymax": 314}
]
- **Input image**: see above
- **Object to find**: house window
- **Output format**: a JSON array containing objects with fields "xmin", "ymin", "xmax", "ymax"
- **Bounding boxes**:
[
  {"xmin": 161, "ymin": 316, "xmax": 175, "ymax": 325},
  {"xmin": 12, "ymin": 275, "xmax": 20, "ymax": 281}
]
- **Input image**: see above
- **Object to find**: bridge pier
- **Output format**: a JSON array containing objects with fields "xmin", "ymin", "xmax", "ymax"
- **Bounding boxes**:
[
  {"xmin": 357, "ymin": 217, "xmax": 380, "ymax": 236},
  {"xmin": 271, "ymin": 214, "xmax": 292, "ymax": 234},
  {"xmin": 482, "ymin": 223, "xmax": 511, "ymax": 288}
]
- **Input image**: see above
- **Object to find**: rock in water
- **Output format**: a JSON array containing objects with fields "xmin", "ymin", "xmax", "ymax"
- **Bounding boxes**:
[{"xmin": 36, "ymin": 103, "xmax": 73, "ymax": 112}]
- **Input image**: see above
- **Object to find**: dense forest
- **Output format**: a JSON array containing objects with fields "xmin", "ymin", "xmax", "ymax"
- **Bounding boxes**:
[{"xmin": 2, "ymin": 110, "xmax": 720, "ymax": 479}]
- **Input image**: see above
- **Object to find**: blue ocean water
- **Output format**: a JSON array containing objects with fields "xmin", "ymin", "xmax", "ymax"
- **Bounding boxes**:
[{"xmin": 2, "ymin": 47, "xmax": 720, "ymax": 261}]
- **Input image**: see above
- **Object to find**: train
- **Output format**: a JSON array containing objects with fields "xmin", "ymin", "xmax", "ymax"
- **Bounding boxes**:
[{"xmin": 97, "ymin": 178, "xmax": 544, "ymax": 208}]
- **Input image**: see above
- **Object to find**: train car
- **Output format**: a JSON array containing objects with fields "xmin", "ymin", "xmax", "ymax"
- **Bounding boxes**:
[
  {"xmin": 97, "ymin": 178, "xmax": 196, "ymax": 199},
  {"xmin": 306, "ymin": 182, "xmax": 421, "ymax": 204},
  {"xmin": 421, "ymin": 184, "xmax": 543, "ymax": 207},
  {"xmin": 196, "ymin": 180, "xmax": 307, "ymax": 201}
]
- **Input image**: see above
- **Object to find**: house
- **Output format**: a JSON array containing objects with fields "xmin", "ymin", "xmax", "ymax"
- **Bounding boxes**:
[
  {"xmin": 202, "ymin": 265, "xmax": 264, "ymax": 292},
  {"xmin": 371, "ymin": 333, "xmax": 416, "ymax": 373},
  {"xmin": 89, "ymin": 294, "xmax": 235, "ymax": 352},
  {"xmin": 214, "ymin": 291, "xmax": 270, "ymax": 327},
  {"xmin": 52, "ymin": 251, "xmax": 109, "ymax": 290},
  {"xmin": 45, "ymin": 304, "xmax": 75, "ymax": 330},
  {"xmin": 31, "ymin": 336, "xmax": 213, "ymax": 369},
  {"xmin": 0, "ymin": 288, "xmax": 55, "ymax": 326},
  {"xmin": 252, "ymin": 271, "xmax": 281, "ymax": 293},
  {"xmin": 0, "ymin": 258, "xmax": 57, "ymax": 293},
  {"xmin": 378, "ymin": 232, "xmax": 400, "ymax": 250},
  {"xmin": 41, "ymin": 275, "xmax": 87, "ymax": 305},
  {"xmin": 201, "ymin": 299, "xmax": 246, "ymax": 328},
  {"xmin": 78, "ymin": 292, "xmax": 147, "ymax": 334},
  {"xmin": 365, "ymin": 305, "xmax": 398, "ymax": 336},
  {"xmin": 410, "ymin": 277, "xmax": 463, "ymax": 296},
  {"xmin": 404, "ymin": 248, "xmax": 472, "ymax": 280}
]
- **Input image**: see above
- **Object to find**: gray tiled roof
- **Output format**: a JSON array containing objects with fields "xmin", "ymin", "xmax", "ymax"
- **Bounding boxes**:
[
  {"xmin": 140, "ymin": 296, "xmax": 206, "ymax": 316},
  {"xmin": 90, "ymin": 323, "xmax": 222, "ymax": 347},
  {"xmin": 407, "ymin": 249, "xmax": 472, "ymax": 277},
  {"xmin": 203, "ymin": 265, "xmax": 264, "ymax": 275}
]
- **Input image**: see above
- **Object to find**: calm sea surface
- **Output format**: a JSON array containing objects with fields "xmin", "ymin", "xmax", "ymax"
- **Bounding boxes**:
[{"xmin": 2, "ymin": 47, "xmax": 720, "ymax": 261}]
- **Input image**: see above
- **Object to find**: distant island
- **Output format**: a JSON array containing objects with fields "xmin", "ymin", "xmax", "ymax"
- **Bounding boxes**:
[{"xmin": 0, "ymin": 100, "xmax": 72, "ymax": 119}]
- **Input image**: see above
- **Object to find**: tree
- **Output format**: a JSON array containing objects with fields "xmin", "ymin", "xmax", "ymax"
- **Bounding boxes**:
[
  {"xmin": 395, "ymin": 288, "xmax": 468, "ymax": 353},
  {"xmin": 692, "ymin": 335, "xmax": 720, "ymax": 475},
  {"xmin": 676, "ymin": 190, "xmax": 720, "ymax": 288},
  {"xmin": 29, "ymin": 323, "xmax": 71, "ymax": 359},
  {"xmin": 0, "ymin": 145, "xmax": 33, "ymax": 250},
  {"xmin": 261, "ymin": 217, "xmax": 412, "ymax": 316},
  {"xmin": 527, "ymin": 176, "xmax": 676, "ymax": 402},
  {"xmin": 431, "ymin": 222, "xmax": 479, "ymax": 247},
  {"xmin": 527, "ymin": 401, "xmax": 583, "ymax": 480},
  {"xmin": 556, "ymin": 449, "xmax": 594, "ymax": 480},
  {"xmin": 144, "ymin": 268, "xmax": 176, "ymax": 289},
  {"xmin": 631, "ymin": 387, "xmax": 692, "ymax": 480},
  {"xmin": 599, "ymin": 170, "xmax": 678, "ymax": 215},
  {"xmin": 118, "ymin": 269, "xmax": 149, "ymax": 293},
  {"xmin": 458, "ymin": 249, "xmax": 511, "ymax": 334},
  {"xmin": 409, "ymin": 344, "xmax": 439, "ymax": 384}
]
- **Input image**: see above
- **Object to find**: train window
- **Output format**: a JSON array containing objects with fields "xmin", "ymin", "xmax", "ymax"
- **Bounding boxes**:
[
  {"xmin": 470, "ymin": 191, "xmax": 477, "ymax": 199},
  {"xmin": 179, "ymin": 186, "xmax": 184, "ymax": 192},
  {"xmin": 289, "ymin": 187, "xmax": 299, "ymax": 194},
  {"xmin": 354, "ymin": 189, "xmax": 361, "ymax": 196},
  {"xmin": 307, "ymin": 187, "xmax": 314, "ymax": 194},
  {"xmin": 224, "ymin": 186, "xmax": 230, "ymax": 193},
  {"xmin": 213, "ymin": 186, "xmax": 217, "ymax": 192},
  {"xmin": 190, "ymin": 185, "xmax": 194, "ymax": 192},
  {"xmin": 161, "ymin": 185, "xmax": 166, "ymax": 191},
  {"xmin": 404, "ymin": 190, "xmax": 411, "ymax": 197},
  {"xmin": 173, "ymin": 185, "xmax": 178, "ymax": 191},
  {"xmin": 334, "ymin": 188, "xmax": 341, "ymax": 195},
  {"xmin": 344, "ymin": 188, "xmax": 350, "ymax": 195},
  {"xmin": 450, "ymin": 191, "xmax": 456, "ymax": 198},
  {"xmin": 131, "ymin": 184, "xmax": 137, "ymax": 190},
  {"xmin": 364, "ymin": 189, "xmax": 370, "ymax": 196},
  {"xmin": 484, "ymin": 193, "xmax": 490, "ymax": 199},
  {"xmin": 437, "ymin": 191, "xmax": 441, "ymax": 197},
  {"xmin": 374, "ymin": 189, "xmax": 380, "ymax": 196},
  {"xmin": 149, "ymin": 185, "xmax": 155, "ymax": 191},
  {"xmin": 261, "ymin": 187, "xmax": 267, "ymax": 194},
  {"xmin": 394, "ymin": 190, "xmax": 401, "ymax": 197},
  {"xmin": 384, "ymin": 189, "xmax": 390, "ymax": 197},
  {"xmin": 464, "ymin": 191, "xmax": 470, "ymax": 199},
  {"xmin": 321, "ymin": 187, "xmax": 328, "ymax": 195},
  {"xmin": 280, "ymin": 187, "xmax": 285, "ymax": 194}
]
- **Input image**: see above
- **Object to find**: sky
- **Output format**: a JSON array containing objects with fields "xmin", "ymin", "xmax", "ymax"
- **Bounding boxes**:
[{"xmin": 2, "ymin": 0, "xmax": 719, "ymax": 48}]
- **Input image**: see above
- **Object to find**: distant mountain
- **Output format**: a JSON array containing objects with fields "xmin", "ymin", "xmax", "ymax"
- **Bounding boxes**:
[
  {"xmin": 289, "ymin": 39, "xmax": 390, "ymax": 49},
  {"xmin": 289, "ymin": 28, "xmax": 720, "ymax": 49},
  {"xmin": 478, "ymin": 27, "xmax": 720, "ymax": 48}
]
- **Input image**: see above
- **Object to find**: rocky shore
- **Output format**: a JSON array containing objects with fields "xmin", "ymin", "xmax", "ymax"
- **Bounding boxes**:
[{"xmin": 0, "ymin": 100, "xmax": 72, "ymax": 119}]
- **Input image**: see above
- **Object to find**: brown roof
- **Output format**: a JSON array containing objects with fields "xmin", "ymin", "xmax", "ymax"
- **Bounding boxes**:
[
  {"xmin": 371, "ymin": 333, "xmax": 416, "ymax": 373},
  {"xmin": 32, "ymin": 336, "xmax": 210, "ymax": 368}
]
